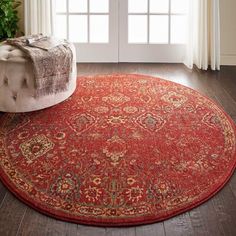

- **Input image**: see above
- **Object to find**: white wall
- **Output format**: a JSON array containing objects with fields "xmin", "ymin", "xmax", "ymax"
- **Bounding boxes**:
[
  {"xmin": 17, "ymin": 0, "xmax": 236, "ymax": 65},
  {"xmin": 220, "ymin": 0, "xmax": 236, "ymax": 65}
]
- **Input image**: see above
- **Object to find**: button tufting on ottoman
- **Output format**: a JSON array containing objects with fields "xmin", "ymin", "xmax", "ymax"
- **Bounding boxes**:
[{"xmin": 0, "ymin": 43, "xmax": 77, "ymax": 112}]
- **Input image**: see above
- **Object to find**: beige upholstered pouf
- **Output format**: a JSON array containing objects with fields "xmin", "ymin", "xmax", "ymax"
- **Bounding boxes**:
[{"xmin": 0, "ymin": 43, "xmax": 77, "ymax": 113}]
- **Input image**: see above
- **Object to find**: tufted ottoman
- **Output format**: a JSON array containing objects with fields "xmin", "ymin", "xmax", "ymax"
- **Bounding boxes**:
[{"xmin": 0, "ymin": 43, "xmax": 77, "ymax": 112}]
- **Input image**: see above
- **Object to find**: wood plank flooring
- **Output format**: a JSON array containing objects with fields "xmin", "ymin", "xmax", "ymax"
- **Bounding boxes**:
[{"xmin": 0, "ymin": 64, "xmax": 236, "ymax": 236}]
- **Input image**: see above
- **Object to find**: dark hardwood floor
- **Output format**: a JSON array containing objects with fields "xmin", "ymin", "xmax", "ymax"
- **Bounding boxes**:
[{"xmin": 0, "ymin": 63, "xmax": 236, "ymax": 236}]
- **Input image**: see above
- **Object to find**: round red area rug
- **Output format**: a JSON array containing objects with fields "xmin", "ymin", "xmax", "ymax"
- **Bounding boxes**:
[{"xmin": 0, "ymin": 74, "xmax": 236, "ymax": 226}]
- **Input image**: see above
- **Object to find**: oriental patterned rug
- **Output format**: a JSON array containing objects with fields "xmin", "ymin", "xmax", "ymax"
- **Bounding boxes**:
[{"xmin": 0, "ymin": 74, "xmax": 236, "ymax": 226}]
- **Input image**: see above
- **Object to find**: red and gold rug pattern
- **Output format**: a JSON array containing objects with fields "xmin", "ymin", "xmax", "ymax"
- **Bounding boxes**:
[{"xmin": 0, "ymin": 74, "xmax": 236, "ymax": 226}]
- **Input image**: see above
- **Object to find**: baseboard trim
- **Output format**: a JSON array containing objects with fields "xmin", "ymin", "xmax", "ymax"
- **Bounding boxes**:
[{"xmin": 221, "ymin": 54, "xmax": 236, "ymax": 65}]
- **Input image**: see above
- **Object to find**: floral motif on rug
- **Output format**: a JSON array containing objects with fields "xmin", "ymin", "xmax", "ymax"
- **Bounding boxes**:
[{"xmin": 0, "ymin": 74, "xmax": 236, "ymax": 226}]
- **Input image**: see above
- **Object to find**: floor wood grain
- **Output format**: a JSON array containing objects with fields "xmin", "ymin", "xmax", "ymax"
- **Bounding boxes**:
[{"xmin": 0, "ymin": 63, "xmax": 236, "ymax": 236}]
